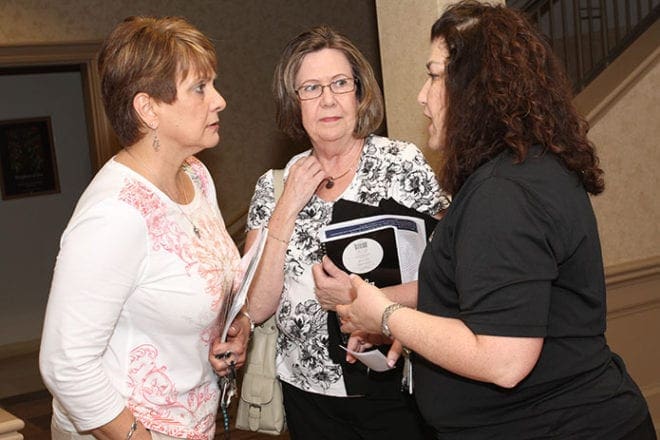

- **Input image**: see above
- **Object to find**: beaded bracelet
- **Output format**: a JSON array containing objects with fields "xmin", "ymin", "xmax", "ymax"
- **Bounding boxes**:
[{"xmin": 267, "ymin": 232, "xmax": 288, "ymax": 245}]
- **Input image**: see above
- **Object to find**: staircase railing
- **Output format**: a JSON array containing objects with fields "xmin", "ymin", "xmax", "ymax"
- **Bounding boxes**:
[{"xmin": 508, "ymin": 0, "xmax": 660, "ymax": 93}]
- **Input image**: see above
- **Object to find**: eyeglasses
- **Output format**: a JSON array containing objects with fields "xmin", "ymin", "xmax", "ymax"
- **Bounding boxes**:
[{"xmin": 295, "ymin": 77, "xmax": 358, "ymax": 101}]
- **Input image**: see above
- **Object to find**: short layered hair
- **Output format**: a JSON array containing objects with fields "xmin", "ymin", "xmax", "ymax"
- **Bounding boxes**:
[
  {"xmin": 272, "ymin": 25, "xmax": 384, "ymax": 140},
  {"xmin": 98, "ymin": 16, "xmax": 217, "ymax": 146}
]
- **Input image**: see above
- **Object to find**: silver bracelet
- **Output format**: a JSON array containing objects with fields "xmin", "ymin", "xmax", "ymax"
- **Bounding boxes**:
[
  {"xmin": 126, "ymin": 418, "xmax": 138, "ymax": 440},
  {"xmin": 240, "ymin": 309, "xmax": 255, "ymax": 333},
  {"xmin": 381, "ymin": 303, "xmax": 407, "ymax": 338}
]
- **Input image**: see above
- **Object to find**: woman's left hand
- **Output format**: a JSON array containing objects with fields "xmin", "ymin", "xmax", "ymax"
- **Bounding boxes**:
[
  {"xmin": 209, "ymin": 313, "xmax": 250, "ymax": 376},
  {"xmin": 344, "ymin": 331, "xmax": 375, "ymax": 364},
  {"xmin": 312, "ymin": 256, "xmax": 353, "ymax": 311}
]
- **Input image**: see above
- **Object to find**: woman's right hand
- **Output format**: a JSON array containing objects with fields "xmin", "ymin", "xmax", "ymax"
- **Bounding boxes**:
[
  {"xmin": 277, "ymin": 155, "xmax": 328, "ymax": 215},
  {"xmin": 336, "ymin": 274, "xmax": 392, "ymax": 335},
  {"xmin": 312, "ymin": 256, "xmax": 353, "ymax": 311},
  {"xmin": 90, "ymin": 408, "xmax": 153, "ymax": 440}
]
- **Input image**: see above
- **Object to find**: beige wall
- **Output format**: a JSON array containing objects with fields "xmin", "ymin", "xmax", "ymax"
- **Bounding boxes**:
[
  {"xmin": 586, "ymin": 52, "xmax": 660, "ymax": 267},
  {"xmin": 375, "ymin": 0, "xmax": 438, "ymax": 167}
]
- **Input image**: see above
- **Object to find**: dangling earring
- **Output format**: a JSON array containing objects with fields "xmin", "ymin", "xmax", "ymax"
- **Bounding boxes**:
[{"xmin": 151, "ymin": 126, "xmax": 160, "ymax": 151}]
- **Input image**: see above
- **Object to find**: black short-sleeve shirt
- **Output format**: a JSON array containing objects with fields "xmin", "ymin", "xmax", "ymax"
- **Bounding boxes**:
[{"xmin": 415, "ymin": 147, "xmax": 648, "ymax": 438}]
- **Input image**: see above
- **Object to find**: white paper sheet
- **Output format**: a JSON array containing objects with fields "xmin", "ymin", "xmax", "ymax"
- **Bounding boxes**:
[
  {"xmin": 219, "ymin": 227, "xmax": 267, "ymax": 341},
  {"xmin": 340, "ymin": 345, "xmax": 394, "ymax": 372}
]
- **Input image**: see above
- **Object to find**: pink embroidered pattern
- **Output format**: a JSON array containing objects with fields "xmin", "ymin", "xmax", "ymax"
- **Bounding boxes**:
[
  {"xmin": 127, "ymin": 344, "xmax": 216, "ymax": 439},
  {"xmin": 118, "ymin": 180, "xmax": 195, "ymax": 262},
  {"xmin": 118, "ymin": 162, "xmax": 240, "ymax": 438},
  {"xmin": 118, "ymin": 174, "xmax": 239, "ymax": 312},
  {"xmin": 185, "ymin": 157, "xmax": 211, "ymax": 199},
  {"xmin": 190, "ymin": 214, "xmax": 238, "ymax": 311}
]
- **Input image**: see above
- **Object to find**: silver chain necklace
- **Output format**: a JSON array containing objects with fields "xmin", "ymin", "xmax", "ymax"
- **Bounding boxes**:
[{"xmin": 124, "ymin": 148, "xmax": 201, "ymax": 238}]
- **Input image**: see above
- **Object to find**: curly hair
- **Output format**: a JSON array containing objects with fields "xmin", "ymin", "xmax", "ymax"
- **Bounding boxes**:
[
  {"xmin": 432, "ymin": 1, "xmax": 604, "ymax": 195},
  {"xmin": 272, "ymin": 25, "xmax": 384, "ymax": 140}
]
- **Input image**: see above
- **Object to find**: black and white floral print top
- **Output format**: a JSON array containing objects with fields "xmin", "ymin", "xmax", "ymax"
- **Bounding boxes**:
[{"xmin": 246, "ymin": 135, "xmax": 450, "ymax": 396}]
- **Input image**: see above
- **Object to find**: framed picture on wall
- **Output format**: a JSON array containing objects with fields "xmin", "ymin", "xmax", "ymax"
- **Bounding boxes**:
[{"xmin": 0, "ymin": 116, "xmax": 60, "ymax": 200}]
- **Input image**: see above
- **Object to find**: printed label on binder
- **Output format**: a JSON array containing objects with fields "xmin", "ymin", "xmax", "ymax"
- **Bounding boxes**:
[{"xmin": 342, "ymin": 238, "xmax": 383, "ymax": 274}]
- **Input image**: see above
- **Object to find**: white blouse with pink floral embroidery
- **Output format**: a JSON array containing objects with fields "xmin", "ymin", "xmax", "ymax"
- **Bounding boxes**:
[{"xmin": 40, "ymin": 156, "xmax": 240, "ymax": 440}]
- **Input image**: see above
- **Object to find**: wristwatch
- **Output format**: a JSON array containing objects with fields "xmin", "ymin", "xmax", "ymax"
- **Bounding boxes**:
[{"xmin": 380, "ymin": 303, "xmax": 407, "ymax": 338}]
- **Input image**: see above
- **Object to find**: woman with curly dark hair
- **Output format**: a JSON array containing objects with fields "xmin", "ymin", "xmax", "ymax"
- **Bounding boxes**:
[{"xmin": 337, "ymin": 2, "xmax": 655, "ymax": 438}]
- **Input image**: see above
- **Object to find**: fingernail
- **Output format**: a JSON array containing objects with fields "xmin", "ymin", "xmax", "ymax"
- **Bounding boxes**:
[{"xmin": 387, "ymin": 359, "xmax": 396, "ymax": 368}]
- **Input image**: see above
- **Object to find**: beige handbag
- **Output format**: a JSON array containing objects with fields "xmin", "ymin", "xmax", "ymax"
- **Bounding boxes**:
[{"xmin": 235, "ymin": 169, "xmax": 286, "ymax": 435}]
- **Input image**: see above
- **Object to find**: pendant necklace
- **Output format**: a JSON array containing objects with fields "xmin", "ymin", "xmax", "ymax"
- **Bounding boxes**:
[
  {"xmin": 324, "ymin": 167, "xmax": 353, "ymax": 189},
  {"xmin": 175, "ymin": 175, "xmax": 201, "ymax": 238},
  {"xmin": 124, "ymin": 147, "xmax": 201, "ymax": 238},
  {"xmin": 322, "ymin": 141, "xmax": 363, "ymax": 189}
]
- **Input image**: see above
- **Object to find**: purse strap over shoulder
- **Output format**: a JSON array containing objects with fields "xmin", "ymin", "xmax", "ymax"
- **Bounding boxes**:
[{"xmin": 272, "ymin": 169, "xmax": 284, "ymax": 202}]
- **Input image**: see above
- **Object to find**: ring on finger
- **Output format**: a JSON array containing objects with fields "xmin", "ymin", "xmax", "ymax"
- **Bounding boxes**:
[{"xmin": 214, "ymin": 350, "xmax": 232, "ymax": 361}]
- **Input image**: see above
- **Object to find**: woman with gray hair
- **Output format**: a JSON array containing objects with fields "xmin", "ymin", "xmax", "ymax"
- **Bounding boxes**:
[{"xmin": 244, "ymin": 25, "xmax": 449, "ymax": 439}]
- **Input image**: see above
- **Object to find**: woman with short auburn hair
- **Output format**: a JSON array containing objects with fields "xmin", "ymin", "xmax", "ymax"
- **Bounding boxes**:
[{"xmin": 40, "ymin": 16, "xmax": 248, "ymax": 440}]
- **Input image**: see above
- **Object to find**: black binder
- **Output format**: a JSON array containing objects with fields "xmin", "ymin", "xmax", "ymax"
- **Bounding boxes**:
[
  {"xmin": 322, "ymin": 225, "xmax": 402, "ymax": 288},
  {"xmin": 324, "ymin": 198, "xmax": 437, "ymax": 396}
]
